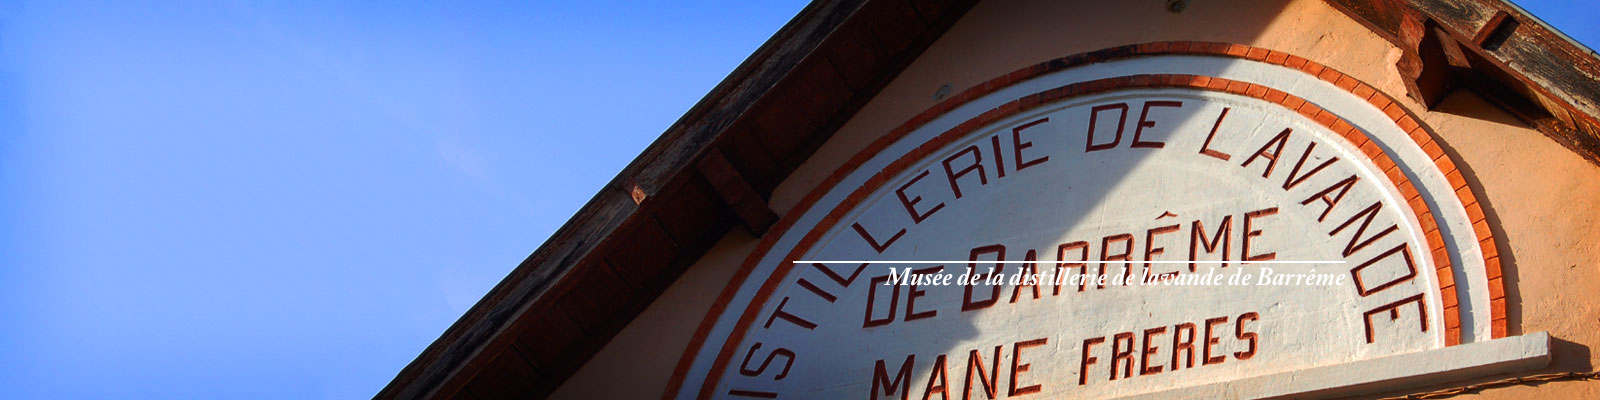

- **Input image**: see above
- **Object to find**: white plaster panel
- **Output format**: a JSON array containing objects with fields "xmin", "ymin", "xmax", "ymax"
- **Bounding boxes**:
[{"xmin": 676, "ymin": 55, "xmax": 1494, "ymax": 399}]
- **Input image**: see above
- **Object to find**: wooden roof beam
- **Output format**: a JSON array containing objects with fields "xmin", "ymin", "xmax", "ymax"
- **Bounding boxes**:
[
  {"xmin": 697, "ymin": 149, "xmax": 779, "ymax": 236},
  {"xmin": 1327, "ymin": 0, "xmax": 1600, "ymax": 164}
]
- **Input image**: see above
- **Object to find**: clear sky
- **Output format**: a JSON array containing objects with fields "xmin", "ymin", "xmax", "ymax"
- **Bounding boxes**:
[
  {"xmin": 0, "ymin": 1, "xmax": 807, "ymax": 398},
  {"xmin": 0, "ymin": 1, "xmax": 1593, "ymax": 399}
]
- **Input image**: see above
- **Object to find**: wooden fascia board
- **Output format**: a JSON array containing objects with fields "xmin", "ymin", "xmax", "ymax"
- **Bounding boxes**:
[
  {"xmin": 376, "ymin": 0, "xmax": 873, "ymax": 398},
  {"xmin": 1325, "ymin": 0, "xmax": 1600, "ymax": 164}
]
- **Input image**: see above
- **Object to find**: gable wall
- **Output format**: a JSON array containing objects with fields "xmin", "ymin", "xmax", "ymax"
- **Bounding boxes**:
[{"xmin": 552, "ymin": 1, "xmax": 1600, "ymax": 398}]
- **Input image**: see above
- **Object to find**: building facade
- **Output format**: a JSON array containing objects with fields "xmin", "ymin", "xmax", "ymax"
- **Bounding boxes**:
[{"xmin": 382, "ymin": 0, "xmax": 1600, "ymax": 398}]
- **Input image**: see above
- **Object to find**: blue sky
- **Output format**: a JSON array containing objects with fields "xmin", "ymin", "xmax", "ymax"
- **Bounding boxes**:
[
  {"xmin": 0, "ymin": 1, "xmax": 807, "ymax": 398},
  {"xmin": 0, "ymin": 1, "xmax": 1592, "ymax": 399}
]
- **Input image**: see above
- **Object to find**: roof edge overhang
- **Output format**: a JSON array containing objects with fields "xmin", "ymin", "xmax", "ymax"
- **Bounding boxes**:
[
  {"xmin": 1328, "ymin": 0, "xmax": 1600, "ymax": 163},
  {"xmin": 377, "ymin": 0, "xmax": 979, "ymax": 398}
]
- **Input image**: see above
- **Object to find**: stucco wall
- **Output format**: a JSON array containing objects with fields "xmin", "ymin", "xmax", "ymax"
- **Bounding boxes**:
[
  {"xmin": 553, "ymin": 0, "xmax": 1600, "ymax": 398},
  {"xmin": 1371, "ymin": 90, "xmax": 1600, "ymax": 398}
]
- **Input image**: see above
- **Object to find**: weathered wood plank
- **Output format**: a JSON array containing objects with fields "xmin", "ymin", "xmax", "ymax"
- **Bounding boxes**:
[
  {"xmin": 1327, "ymin": 0, "xmax": 1600, "ymax": 164},
  {"xmin": 378, "ymin": 0, "xmax": 982, "ymax": 398},
  {"xmin": 697, "ymin": 149, "xmax": 779, "ymax": 236}
]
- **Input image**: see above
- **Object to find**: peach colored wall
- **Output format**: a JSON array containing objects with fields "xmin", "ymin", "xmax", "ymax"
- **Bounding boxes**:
[
  {"xmin": 1369, "ymin": 90, "xmax": 1600, "ymax": 398},
  {"xmin": 553, "ymin": 0, "xmax": 1600, "ymax": 398},
  {"xmin": 548, "ymin": 230, "xmax": 759, "ymax": 400}
]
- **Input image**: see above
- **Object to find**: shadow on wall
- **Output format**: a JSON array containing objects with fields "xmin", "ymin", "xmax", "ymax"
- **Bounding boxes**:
[
  {"xmin": 832, "ymin": 1, "xmax": 1305, "ymax": 395},
  {"xmin": 826, "ymin": 1, "xmax": 1369, "ymax": 397},
  {"xmin": 1429, "ymin": 89, "xmax": 1600, "ymax": 380},
  {"xmin": 1428, "ymin": 89, "xmax": 1523, "ymax": 338},
  {"xmin": 845, "ymin": 76, "xmax": 1313, "ymax": 398}
]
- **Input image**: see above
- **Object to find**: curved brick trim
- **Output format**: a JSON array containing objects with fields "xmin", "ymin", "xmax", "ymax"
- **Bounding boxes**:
[
  {"xmin": 665, "ymin": 42, "xmax": 1504, "ymax": 399},
  {"xmin": 922, "ymin": 42, "xmax": 1504, "ymax": 342}
]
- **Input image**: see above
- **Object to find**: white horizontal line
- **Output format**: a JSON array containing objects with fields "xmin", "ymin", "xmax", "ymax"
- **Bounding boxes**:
[{"xmin": 795, "ymin": 260, "xmax": 1346, "ymax": 264}]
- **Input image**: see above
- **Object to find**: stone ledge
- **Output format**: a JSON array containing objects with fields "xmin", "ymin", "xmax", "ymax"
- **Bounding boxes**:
[{"xmin": 1117, "ymin": 331, "xmax": 1551, "ymax": 399}]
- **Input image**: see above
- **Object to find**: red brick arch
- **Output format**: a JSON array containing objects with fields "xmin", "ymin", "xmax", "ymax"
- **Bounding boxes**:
[{"xmin": 665, "ymin": 42, "xmax": 1507, "ymax": 400}]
